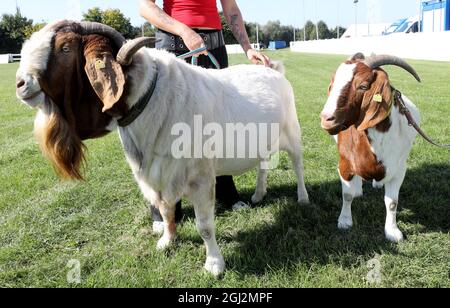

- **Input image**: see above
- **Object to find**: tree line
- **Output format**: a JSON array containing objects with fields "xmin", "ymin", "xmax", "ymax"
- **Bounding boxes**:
[{"xmin": 1, "ymin": 7, "xmax": 346, "ymax": 54}]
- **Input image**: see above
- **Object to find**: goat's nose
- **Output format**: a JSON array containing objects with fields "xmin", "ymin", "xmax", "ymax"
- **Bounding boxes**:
[
  {"xmin": 320, "ymin": 112, "xmax": 336, "ymax": 122},
  {"xmin": 16, "ymin": 78, "xmax": 25, "ymax": 89}
]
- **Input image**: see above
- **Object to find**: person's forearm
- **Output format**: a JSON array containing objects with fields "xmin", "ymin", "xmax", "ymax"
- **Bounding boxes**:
[
  {"xmin": 139, "ymin": 0, "xmax": 189, "ymax": 36},
  {"xmin": 223, "ymin": 7, "xmax": 252, "ymax": 53}
]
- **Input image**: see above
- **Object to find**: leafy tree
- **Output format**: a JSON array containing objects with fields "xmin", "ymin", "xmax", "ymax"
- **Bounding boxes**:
[
  {"xmin": 245, "ymin": 22, "xmax": 264, "ymax": 44},
  {"xmin": 330, "ymin": 26, "xmax": 347, "ymax": 39},
  {"xmin": 0, "ymin": 27, "xmax": 6, "ymax": 49},
  {"xmin": 83, "ymin": 7, "xmax": 103, "ymax": 23},
  {"xmin": 83, "ymin": 8, "xmax": 136, "ymax": 38},
  {"xmin": 262, "ymin": 20, "xmax": 283, "ymax": 46},
  {"xmin": 23, "ymin": 22, "xmax": 46, "ymax": 39},
  {"xmin": 219, "ymin": 12, "xmax": 237, "ymax": 44},
  {"xmin": 304, "ymin": 20, "xmax": 317, "ymax": 41},
  {"xmin": 219, "ymin": 13, "xmax": 262, "ymax": 45},
  {"xmin": 141, "ymin": 22, "xmax": 157, "ymax": 37},
  {"xmin": 317, "ymin": 21, "xmax": 332, "ymax": 40},
  {"xmin": 0, "ymin": 8, "xmax": 33, "ymax": 53},
  {"xmin": 298, "ymin": 21, "xmax": 345, "ymax": 41},
  {"xmin": 102, "ymin": 9, "xmax": 134, "ymax": 37},
  {"xmin": 293, "ymin": 27, "xmax": 302, "ymax": 41}
]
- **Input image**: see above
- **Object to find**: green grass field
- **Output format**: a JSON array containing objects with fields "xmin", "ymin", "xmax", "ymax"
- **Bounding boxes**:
[{"xmin": 0, "ymin": 50, "xmax": 449, "ymax": 288}]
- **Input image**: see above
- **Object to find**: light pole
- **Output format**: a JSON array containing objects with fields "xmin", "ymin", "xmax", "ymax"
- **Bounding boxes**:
[
  {"xmin": 418, "ymin": 0, "xmax": 422, "ymax": 32},
  {"xmin": 337, "ymin": 0, "xmax": 340, "ymax": 38},
  {"xmin": 354, "ymin": 0, "xmax": 359, "ymax": 38},
  {"xmin": 315, "ymin": 0, "xmax": 319, "ymax": 40},
  {"xmin": 256, "ymin": 24, "xmax": 259, "ymax": 48},
  {"xmin": 303, "ymin": 0, "xmax": 306, "ymax": 41}
]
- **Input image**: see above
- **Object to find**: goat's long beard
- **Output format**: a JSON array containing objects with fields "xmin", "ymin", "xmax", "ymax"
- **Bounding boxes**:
[{"xmin": 34, "ymin": 98, "xmax": 85, "ymax": 180}]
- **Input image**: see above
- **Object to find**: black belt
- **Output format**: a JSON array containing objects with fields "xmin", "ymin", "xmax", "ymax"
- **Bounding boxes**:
[{"xmin": 155, "ymin": 30, "xmax": 225, "ymax": 52}]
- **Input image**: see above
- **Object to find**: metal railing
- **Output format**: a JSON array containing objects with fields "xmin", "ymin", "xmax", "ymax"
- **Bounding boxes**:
[{"xmin": 0, "ymin": 54, "xmax": 21, "ymax": 64}]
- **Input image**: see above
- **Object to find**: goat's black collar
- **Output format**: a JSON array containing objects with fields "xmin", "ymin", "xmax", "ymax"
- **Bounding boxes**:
[{"xmin": 118, "ymin": 65, "xmax": 159, "ymax": 127}]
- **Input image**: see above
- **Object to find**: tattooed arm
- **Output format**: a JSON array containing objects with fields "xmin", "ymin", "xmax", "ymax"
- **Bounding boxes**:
[
  {"xmin": 139, "ymin": 0, "xmax": 205, "ymax": 53},
  {"xmin": 221, "ymin": 0, "xmax": 270, "ymax": 66}
]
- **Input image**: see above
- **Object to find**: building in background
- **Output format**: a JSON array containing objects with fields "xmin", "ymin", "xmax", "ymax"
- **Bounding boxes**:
[{"xmin": 421, "ymin": 0, "xmax": 450, "ymax": 32}]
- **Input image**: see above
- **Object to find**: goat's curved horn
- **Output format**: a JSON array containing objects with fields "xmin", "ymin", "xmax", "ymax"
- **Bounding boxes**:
[
  {"xmin": 365, "ymin": 55, "xmax": 421, "ymax": 82},
  {"xmin": 350, "ymin": 52, "xmax": 365, "ymax": 61},
  {"xmin": 79, "ymin": 21, "xmax": 127, "ymax": 49},
  {"xmin": 116, "ymin": 37, "xmax": 159, "ymax": 66}
]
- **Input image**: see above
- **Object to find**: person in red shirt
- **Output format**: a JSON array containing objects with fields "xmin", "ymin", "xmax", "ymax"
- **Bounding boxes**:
[
  {"xmin": 139, "ymin": 0, "xmax": 270, "ymax": 233},
  {"xmin": 140, "ymin": 0, "xmax": 270, "ymax": 65}
]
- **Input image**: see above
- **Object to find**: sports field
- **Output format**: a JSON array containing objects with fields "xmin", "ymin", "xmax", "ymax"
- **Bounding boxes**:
[{"xmin": 0, "ymin": 50, "xmax": 448, "ymax": 287}]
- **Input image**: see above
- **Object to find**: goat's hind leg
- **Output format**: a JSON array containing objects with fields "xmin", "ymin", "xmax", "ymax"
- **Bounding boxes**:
[
  {"xmin": 188, "ymin": 177, "xmax": 225, "ymax": 277},
  {"xmin": 282, "ymin": 127, "xmax": 309, "ymax": 205},
  {"xmin": 252, "ymin": 162, "xmax": 268, "ymax": 204}
]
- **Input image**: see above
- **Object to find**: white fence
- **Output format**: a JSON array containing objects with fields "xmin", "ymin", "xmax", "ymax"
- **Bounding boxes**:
[
  {"xmin": 0, "ymin": 54, "xmax": 21, "ymax": 64},
  {"xmin": 290, "ymin": 31, "xmax": 450, "ymax": 62}
]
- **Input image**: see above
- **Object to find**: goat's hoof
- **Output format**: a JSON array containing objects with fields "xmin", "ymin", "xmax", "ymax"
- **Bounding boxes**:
[
  {"xmin": 204, "ymin": 256, "xmax": 225, "ymax": 277},
  {"xmin": 385, "ymin": 228, "xmax": 404, "ymax": 243},
  {"xmin": 338, "ymin": 217, "xmax": 353, "ymax": 230},
  {"xmin": 232, "ymin": 201, "xmax": 250, "ymax": 211},
  {"xmin": 152, "ymin": 221, "xmax": 164, "ymax": 235},
  {"xmin": 373, "ymin": 181, "xmax": 384, "ymax": 189},
  {"xmin": 298, "ymin": 196, "xmax": 310, "ymax": 205},
  {"xmin": 156, "ymin": 236, "xmax": 172, "ymax": 251},
  {"xmin": 251, "ymin": 193, "xmax": 265, "ymax": 204}
]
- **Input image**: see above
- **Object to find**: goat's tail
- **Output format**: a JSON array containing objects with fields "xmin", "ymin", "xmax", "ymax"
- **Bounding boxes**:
[{"xmin": 270, "ymin": 61, "xmax": 285, "ymax": 75}]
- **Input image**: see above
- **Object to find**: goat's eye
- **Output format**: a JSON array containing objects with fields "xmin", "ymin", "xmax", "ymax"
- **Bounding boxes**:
[
  {"xmin": 359, "ymin": 84, "xmax": 369, "ymax": 91},
  {"xmin": 62, "ymin": 46, "xmax": 70, "ymax": 53}
]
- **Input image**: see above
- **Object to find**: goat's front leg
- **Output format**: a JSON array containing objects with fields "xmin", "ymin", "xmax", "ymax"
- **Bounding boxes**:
[
  {"xmin": 338, "ymin": 169, "xmax": 363, "ymax": 230},
  {"xmin": 155, "ymin": 201, "xmax": 177, "ymax": 250},
  {"xmin": 384, "ymin": 167, "xmax": 407, "ymax": 243},
  {"xmin": 188, "ymin": 178, "xmax": 225, "ymax": 277}
]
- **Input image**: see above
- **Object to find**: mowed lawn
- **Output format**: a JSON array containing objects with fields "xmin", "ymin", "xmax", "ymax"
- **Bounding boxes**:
[{"xmin": 0, "ymin": 51, "xmax": 449, "ymax": 288}]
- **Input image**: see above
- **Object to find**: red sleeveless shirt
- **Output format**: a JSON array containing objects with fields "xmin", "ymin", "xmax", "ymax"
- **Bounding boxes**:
[{"xmin": 163, "ymin": 0, "xmax": 222, "ymax": 30}]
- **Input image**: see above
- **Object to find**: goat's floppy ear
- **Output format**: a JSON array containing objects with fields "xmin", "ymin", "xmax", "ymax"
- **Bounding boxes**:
[
  {"xmin": 83, "ymin": 36, "xmax": 125, "ymax": 113},
  {"xmin": 357, "ymin": 70, "xmax": 393, "ymax": 131}
]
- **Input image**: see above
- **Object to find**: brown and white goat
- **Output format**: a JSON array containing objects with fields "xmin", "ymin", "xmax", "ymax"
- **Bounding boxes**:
[
  {"xmin": 320, "ymin": 54, "xmax": 421, "ymax": 243},
  {"xmin": 16, "ymin": 21, "xmax": 309, "ymax": 276}
]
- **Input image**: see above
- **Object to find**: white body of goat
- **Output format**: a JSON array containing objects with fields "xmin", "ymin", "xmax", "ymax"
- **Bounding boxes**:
[{"xmin": 117, "ymin": 49, "xmax": 309, "ymax": 275}]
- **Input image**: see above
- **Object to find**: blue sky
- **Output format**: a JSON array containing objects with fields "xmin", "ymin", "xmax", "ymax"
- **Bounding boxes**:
[{"xmin": 1, "ymin": 0, "xmax": 421, "ymax": 28}]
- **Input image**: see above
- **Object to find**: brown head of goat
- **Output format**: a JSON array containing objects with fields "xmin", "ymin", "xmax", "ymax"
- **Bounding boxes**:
[
  {"xmin": 16, "ymin": 21, "xmax": 155, "ymax": 179},
  {"xmin": 320, "ymin": 53, "xmax": 421, "ymax": 135}
]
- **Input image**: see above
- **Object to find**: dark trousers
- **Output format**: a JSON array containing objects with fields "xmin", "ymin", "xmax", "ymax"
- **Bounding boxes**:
[{"xmin": 152, "ymin": 36, "xmax": 239, "ymax": 223}]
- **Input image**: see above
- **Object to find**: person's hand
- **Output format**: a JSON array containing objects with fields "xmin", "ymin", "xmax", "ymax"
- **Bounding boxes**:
[
  {"xmin": 179, "ymin": 27, "xmax": 207, "ymax": 56},
  {"xmin": 246, "ymin": 49, "xmax": 271, "ymax": 66}
]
